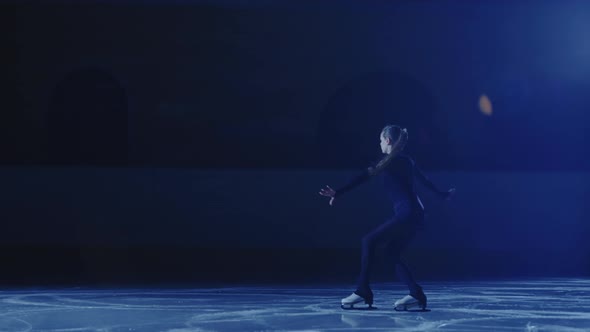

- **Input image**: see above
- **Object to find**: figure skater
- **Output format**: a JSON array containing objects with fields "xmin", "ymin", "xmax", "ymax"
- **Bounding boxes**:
[{"xmin": 319, "ymin": 125, "xmax": 454, "ymax": 310}]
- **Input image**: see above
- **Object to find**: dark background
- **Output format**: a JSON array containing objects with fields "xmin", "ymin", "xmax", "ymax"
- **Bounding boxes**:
[{"xmin": 2, "ymin": 0, "xmax": 590, "ymax": 285}]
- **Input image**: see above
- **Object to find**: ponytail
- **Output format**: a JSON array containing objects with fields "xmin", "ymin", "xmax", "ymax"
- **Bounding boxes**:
[{"xmin": 368, "ymin": 126, "xmax": 408, "ymax": 176}]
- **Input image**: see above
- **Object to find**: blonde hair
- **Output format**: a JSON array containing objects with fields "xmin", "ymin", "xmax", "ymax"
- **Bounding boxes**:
[{"xmin": 368, "ymin": 125, "xmax": 408, "ymax": 176}]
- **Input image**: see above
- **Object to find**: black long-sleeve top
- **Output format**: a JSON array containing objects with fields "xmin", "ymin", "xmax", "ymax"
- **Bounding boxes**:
[{"xmin": 335, "ymin": 154, "xmax": 445, "ymax": 206}]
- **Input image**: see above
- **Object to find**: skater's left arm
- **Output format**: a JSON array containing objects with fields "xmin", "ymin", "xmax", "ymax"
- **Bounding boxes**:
[
  {"xmin": 320, "ymin": 129, "xmax": 408, "ymax": 206},
  {"xmin": 333, "ymin": 128, "xmax": 409, "ymax": 197},
  {"xmin": 414, "ymin": 164, "xmax": 455, "ymax": 200},
  {"xmin": 319, "ymin": 168, "xmax": 371, "ymax": 206},
  {"xmin": 319, "ymin": 154, "xmax": 394, "ymax": 204},
  {"xmin": 334, "ymin": 168, "xmax": 371, "ymax": 197}
]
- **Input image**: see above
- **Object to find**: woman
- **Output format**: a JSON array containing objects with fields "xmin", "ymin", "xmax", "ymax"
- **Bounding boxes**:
[{"xmin": 319, "ymin": 125, "xmax": 454, "ymax": 310}]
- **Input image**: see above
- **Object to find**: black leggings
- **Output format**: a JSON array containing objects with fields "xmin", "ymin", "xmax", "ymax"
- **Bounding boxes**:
[{"xmin": 355, "ymin": 200, "xmax": 423, "ymax": 298}]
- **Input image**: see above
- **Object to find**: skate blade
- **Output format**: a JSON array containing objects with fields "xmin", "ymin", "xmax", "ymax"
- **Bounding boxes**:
[
  {"xmin": 394, "ymin": 302, "xmax": 428, "ymax": 312},
  {"xmin": 341, "ymin": 304, "xmax": 376, "ymax": 310}
]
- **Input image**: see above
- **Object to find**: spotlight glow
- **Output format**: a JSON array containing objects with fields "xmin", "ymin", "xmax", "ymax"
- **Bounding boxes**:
[{"xmin": 479, "ymin": 94, "xmax": 493, "ymax": 116}]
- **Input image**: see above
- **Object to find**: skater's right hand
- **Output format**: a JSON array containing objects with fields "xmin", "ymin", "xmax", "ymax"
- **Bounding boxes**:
[{"xmin": 319, "ymin": 185, "xmax": 337, "ymax": 206}]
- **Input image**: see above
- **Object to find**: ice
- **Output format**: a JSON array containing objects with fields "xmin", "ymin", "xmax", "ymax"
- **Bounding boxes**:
[{"xmin": 0, "ymin": 278, "xmax": 589, "ymax": 331}]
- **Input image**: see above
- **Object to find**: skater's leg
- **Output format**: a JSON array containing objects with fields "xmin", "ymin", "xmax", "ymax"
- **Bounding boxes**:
[
  {"xmin": 345, "ymin": 201, "xmax": 419, "ymax": 308},
  {"xmin": 342, "ymin": 221, "xmax": 395, "ymax": 308},
  {"xmin": 386, "ymin": 233, "xmax": 423, "ymax": 298},
  {"xmin": 386, "ymin": 224, "xmax": 427, "ymax": 310},
  {"xmin": 341, "ymin": 222, "xmax": 394, "ymax": 308},
  {"xmin": 355, "ymin": 231, "xmax": 378, "ymax": 298},
  {"xmin": 394, "ymin": 257, "xmax": 425, "ymax": 300},
  {"xmin": 354, "ymin": 217, "xmax": 405, "ymax": 300}
]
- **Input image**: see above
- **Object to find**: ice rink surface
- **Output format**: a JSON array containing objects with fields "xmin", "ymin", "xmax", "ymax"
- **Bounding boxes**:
[{"xmin": 1, "ymin": 278, "xmax": 589, "ymax": 331}]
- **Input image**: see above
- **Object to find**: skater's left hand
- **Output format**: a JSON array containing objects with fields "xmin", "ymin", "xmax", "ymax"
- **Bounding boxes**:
[
  {"xmin": 319, "ymin": 185, "xmax": 336, "ymax": 206},
  {"xmin": 442, "ymin": 188, "xmax": 456, "ymax": 200}
]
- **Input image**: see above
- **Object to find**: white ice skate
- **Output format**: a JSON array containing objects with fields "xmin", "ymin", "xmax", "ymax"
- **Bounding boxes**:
[
  {"xmin": 341, "ymin": 292, "xmax": 373, "ymax": 309},
  {"xmin": 394, "ymin": 294, "xmax": 427, "ymax": 311}
]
